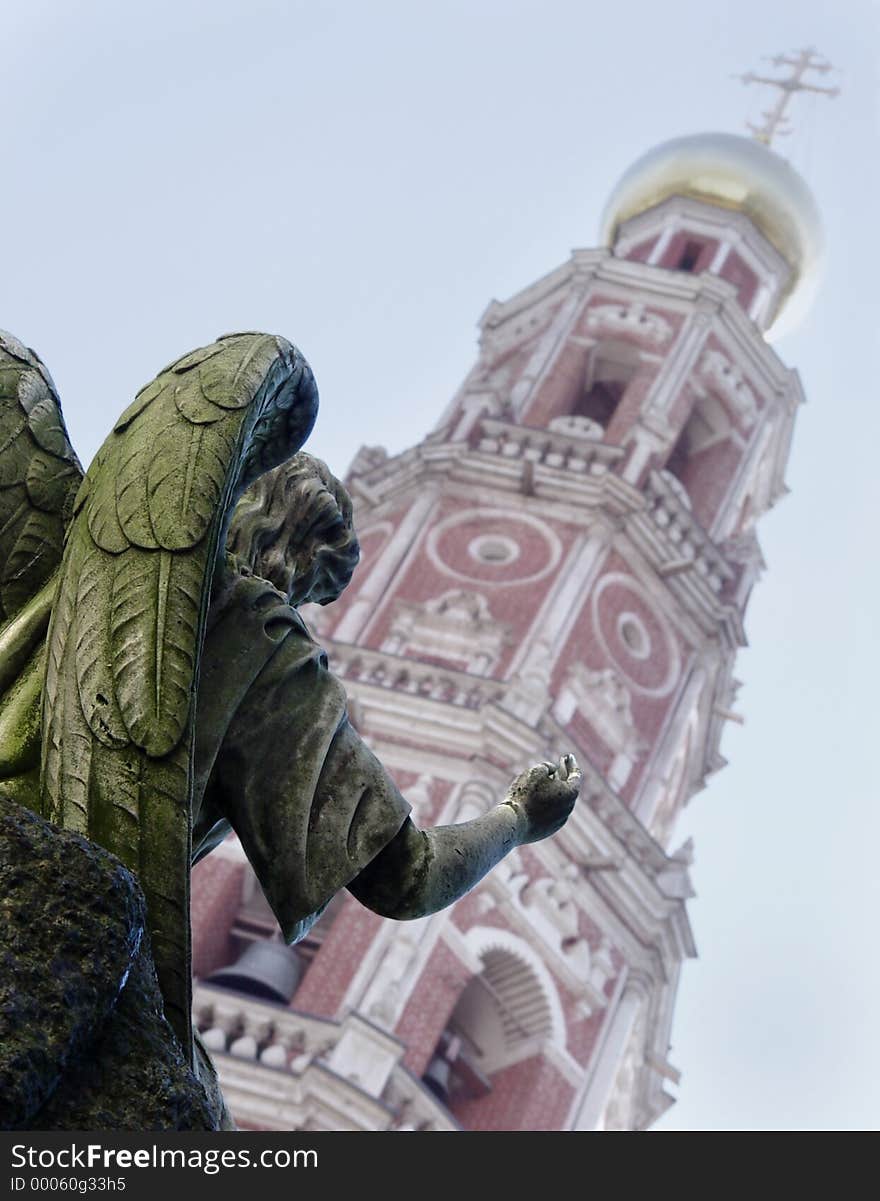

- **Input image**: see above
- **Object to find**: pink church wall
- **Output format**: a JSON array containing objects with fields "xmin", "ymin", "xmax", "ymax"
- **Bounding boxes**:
[
  {"xmin": 451, "ymin": 1054, "xmax": 575, "ymax": 1130},
  {"xmin": 291, "ymin": 896, "xmax": 385, "ymax": 1018},
  {"xmin": 191, "ymin": 856, "xmax": 245, "ymax": 979},
  {"xmin": 396, "ymin": 941, "xmax": 473, "ymax": 1077}
]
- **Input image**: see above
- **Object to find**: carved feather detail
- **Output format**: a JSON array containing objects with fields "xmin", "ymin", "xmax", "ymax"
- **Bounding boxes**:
[
  {"xmin": 1, "ymin": 509, "xmax": 64, "ymax": 617},
  {"xmin": 113, "ymin": 377, "xmax": 167, "ymax": 434},
  {"xmin": 0, "ymin": 335, "xmax": 82, "ymax": 625},
  {"xmin": 199, "ymin": 334, "xmax": 276, "ymax": 408},
  {"xmin": 26, "ymin": 450, "xmax": 80, "ymax": 513},
  {"xmin": 41, "ymin": 536, "xmax": 79, "ymax": 817},
  {"xmin": 114, "ymin": 415, "xmax": 166, "ymax": 549},
  {"xmin": 75, "ymin": 544, "xmax": 129, "ymax": 747},
  {"xmin": 0, "ymin": 418, "xmax": 33, "ymax": 487},
  {"xmin": 85, "ymin": 449, "xmax": 128, "ymax": 552},
  {"xmin": 147, "ymin": 415, "xmax": 238, "ymax": 550},
  {"xmin": 110, "ymin": 548, "xmax": 201, "ymax": 757}
]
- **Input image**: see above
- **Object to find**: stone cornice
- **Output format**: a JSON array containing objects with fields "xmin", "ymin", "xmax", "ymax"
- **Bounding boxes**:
[{"xmin": 472, "ymin": 245, "xmax": 798, "ymax": 401}]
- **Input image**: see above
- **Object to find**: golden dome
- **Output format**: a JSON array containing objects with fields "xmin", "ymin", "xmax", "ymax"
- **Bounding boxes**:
[{"xmin": 599, "ymin": 133, "xmax": 823, "ymax": 337}]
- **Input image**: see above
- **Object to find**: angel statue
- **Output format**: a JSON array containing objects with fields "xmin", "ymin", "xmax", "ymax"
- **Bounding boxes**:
[{"xmin": 0, "ymin": 328, "xmax": 581, "ymax": 1129}]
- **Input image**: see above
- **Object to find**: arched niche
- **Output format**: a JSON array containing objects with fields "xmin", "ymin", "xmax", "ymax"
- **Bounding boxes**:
[
  {"xmin": 576, "ymin": 340, "xmax": 641, "ymax": 429},
  {"xmin": 422, "ymin": 926, "xmax": 567, "ymax": 1105}
]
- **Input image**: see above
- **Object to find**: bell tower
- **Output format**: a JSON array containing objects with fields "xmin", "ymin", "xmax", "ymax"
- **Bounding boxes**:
[{"xmin": 191, "ymin": 76, "xmax": 829, "ymax": 1130}]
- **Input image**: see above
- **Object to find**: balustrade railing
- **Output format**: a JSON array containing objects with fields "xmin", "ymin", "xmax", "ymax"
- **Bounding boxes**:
[{"xmin": 476, "ymin": 418, "xmax": 625, "ymax": 476}]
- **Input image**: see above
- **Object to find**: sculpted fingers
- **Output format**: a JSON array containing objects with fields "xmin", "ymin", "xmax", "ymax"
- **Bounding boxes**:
[
  {"xmin": 505, "ymin": 754, "xmax": 582, "ymax": 844},
  {"xmin": 559, "ymin": 753, "xmax": 581, "ymax": 790}
]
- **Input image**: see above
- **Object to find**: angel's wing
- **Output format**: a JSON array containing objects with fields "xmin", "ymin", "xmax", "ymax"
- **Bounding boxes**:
[
  {"xmin": 42, "ymin": 332, "xmax": 318, "ymax": 1058},
  {"xmin": 0, "ymin": 330, "xmax": 82, "ymax": 624}
]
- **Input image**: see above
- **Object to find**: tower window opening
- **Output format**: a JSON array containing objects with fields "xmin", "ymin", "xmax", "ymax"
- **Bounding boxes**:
[
  {"xmin": 666, "ymin": 427, "xmax": 690, "ymax": 482},
  {"xmin": 422, "ymin": 947, "xmax": 556, "ymax": 1108},
  {"xmin": 663, "ymin": 394, "xmax": 735, "ymax": 526},
  {"xmin": 676, "ymin": 240, "xmax": 704, "ymax": 272},
  {"xmin": 574, "ymin": 378, "xmax": 624, "ymax": 426},
  {"xmin": 571, "ymin": 341, "xmax": 639, "ymax": 431}
]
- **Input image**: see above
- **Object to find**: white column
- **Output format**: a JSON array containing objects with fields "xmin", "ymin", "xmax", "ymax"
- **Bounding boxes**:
[
  {"xmin": 502, "ymin": 533, "xmax": 609, "ymax": 723},
  {"xmin": 708, "ymin": 239, "xmax": 732, "ymax": 275},
  {"xmin": 633, "ymin": 665, "xmax": 705, "ymax": 826},
  {"xmin": 334, "ymin": 488, "xmax": 437, "ymax": 643},
  {"xmin": 505, "ymin": 532, "xmax": 606, "ymax": 680},
  {"xmin": 748, "ymin": 282, "xmax": 771, "ymax": 328},
  {"xmin": 452, "ymin": 393, "xmax": 495, "ymax": 443},
  {"xmin": 327, "ymin": 1011, "xmax": 405, "ymax": 1097},
  {"xmin": 644, "ymin": 305, "xmax": 714, "ymax": 418},
  {"xmin": 508, "ymin": 286, "xmax": 588, "ymax": 419},
  {"xmin": 621, "ymin": 429, "xmax": 659, "ymax": 484},
  {"xmin": 647, "ymin": 224, "xmax": 676, "ymax": 266},
  {"xmin": 710, "ymin": 414, "xmax": 774, "ymax": 542},
  {"xmin": 571, "ymin": 975, "xmax": 647, "ymax": 1130}
]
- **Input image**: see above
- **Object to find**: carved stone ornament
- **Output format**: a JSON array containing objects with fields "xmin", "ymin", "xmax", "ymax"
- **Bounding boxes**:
[
  {"xmin": 553, "ymin": 663, "xmax": 643, "ymax": 760},
  {"xmin": 586, "ymin": 301, "xmax": 672, "ymax": 348},
  {"xmin": 383, "ymin": 589, "xmax": 508, "ymax": 674},
  {"xmin": 656, "ymin": 468, "xmax": 693, "ymax": 511},
  {"xmin": 547, "ymin": 414, "xmax": 605, "ymax": 440},
  {"xmin": 698, "ymin": 348, "xmax": 758, "ymax": 424}
]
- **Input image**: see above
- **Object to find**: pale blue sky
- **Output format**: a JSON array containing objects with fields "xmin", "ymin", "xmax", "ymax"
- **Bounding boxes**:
[{"xmin": 4, "ymin": 0, "xmax": 878, "ymax": 1130}]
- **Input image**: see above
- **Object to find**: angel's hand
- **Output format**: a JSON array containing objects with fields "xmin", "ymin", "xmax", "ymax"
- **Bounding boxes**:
[{"xmin": 503, "ymin": 754, "xmax": 581, "ymax": 845}]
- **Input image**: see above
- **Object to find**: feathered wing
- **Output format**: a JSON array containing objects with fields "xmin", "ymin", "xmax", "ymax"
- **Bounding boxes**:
[
  {"xmin": 0, "ymin": 330, "xmax": 82, "ymax": 626},
  {"xmin": 0, "ymin": 333, "xmax": 82, "ymax": 808},
  {"xmin": 41, "ymin": 332, "xmax": 319, "ymax": 1057}
]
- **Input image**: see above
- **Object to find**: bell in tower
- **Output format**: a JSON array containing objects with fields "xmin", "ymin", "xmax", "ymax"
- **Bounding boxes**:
[{"xmin": 206, "ymin": 939, "xmax": 305, "ymax": 1005}]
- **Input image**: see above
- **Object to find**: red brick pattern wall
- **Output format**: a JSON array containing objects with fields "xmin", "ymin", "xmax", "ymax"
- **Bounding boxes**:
[
  {"xmin": 451, "ymin": 1054, "xmax": 575, "ymax": 1130},
  {"xmin": 291, "ymin": 895, "xmax": 385, "ymax": 1018},
  {"xmin": 550, "ymin": 551, "xmax": 693, "ymax": 805},
  {"xmin": 191, "ymin": 856, "xmax": 246, "ymax": 979},
  {"xmin": 720, "ymin": 252, "xmax": 759, "ymax": 312},
  {"xmin": 395, "ymin": 941, "xmax": 472, "ymax": 1077},
  {"xmin": 659, "ymin": 232, "xmax": 720, "ymax": 274}
]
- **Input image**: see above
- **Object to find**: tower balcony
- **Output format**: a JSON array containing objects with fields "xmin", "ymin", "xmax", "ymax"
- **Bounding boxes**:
[
  {"xmin": 193, "ymin": 984, "xmax": 458, "ymax": 1131},
  {"xmin": 474, "ymin": 417, "xmax": 625, "ymax": 478},
  {"xmin": 640, "ymin": 470, "xmax": 735, "ymax": 596}
]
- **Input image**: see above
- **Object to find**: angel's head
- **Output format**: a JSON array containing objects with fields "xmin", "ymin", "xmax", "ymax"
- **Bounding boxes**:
[{"xmin": 227, "ymin": 452, "xmax": 360, "ymax": 606}]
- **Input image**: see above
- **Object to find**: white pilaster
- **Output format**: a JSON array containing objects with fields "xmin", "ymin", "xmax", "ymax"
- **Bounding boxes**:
[
  {"xmin": 708, "ymin": 239, "xmax": 732, "ymax": 274},
  {"xmin": 334, "ymin": 488, "xmax": 437, "ymax": 643},
  {"xmin": 571, "ymin": 974, "xmax": 648, "ymax": 1130},
  {"xmin": 509, "ymin": 286, "xmax": 589, "ymax": 419},
  {"xmin": 646, "ymin": 224, "xmax": 676, "ymax": 266}
]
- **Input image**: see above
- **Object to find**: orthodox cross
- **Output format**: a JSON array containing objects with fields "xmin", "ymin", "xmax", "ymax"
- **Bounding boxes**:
[{"xmin": 736, "ymin": 48, "xmax": 839, "ymax": 146}]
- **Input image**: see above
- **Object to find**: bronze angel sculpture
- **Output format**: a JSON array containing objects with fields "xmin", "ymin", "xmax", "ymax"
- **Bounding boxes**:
[{"xmin": 0, "ymin": 328, "xmax": 580, "ymax": 1129}]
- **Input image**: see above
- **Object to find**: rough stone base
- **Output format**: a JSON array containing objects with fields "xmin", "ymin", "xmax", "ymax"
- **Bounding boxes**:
[{"xmin": 0, "ymin": 792, "xmax": 230, "ymax": 1130}]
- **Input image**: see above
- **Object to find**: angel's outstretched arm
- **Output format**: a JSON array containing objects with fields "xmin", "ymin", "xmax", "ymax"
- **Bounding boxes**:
[{"xmin": 347, "ymin": 756, "xmax": 580, "ymax": 919}]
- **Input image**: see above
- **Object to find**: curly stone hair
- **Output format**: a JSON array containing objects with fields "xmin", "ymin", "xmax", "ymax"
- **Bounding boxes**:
[{"xmin": 227, "ymin": 452, "xmax": 360, "ymax": 606}]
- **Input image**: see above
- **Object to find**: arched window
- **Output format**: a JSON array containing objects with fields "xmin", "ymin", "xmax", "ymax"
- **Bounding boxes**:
[
  {"xmin": 675, "ymin": 239, "xmax": 704, "ymax": 272},
  {"xmin": 664, "ymin": 393, "xmax": 736, "ymax": 527},
  {"xmin": 421, "ymin": 932, "xmax": 565, "ymax": 1106},
  {"xmin": 576, "ymin": 341, "xmax": 640, "ymax": 429}
]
